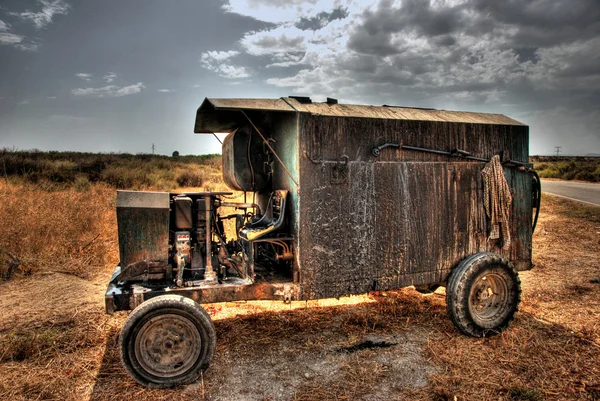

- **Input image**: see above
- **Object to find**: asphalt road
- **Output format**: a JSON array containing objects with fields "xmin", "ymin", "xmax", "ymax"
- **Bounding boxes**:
[{"xmin": 541, "ymin": 180, "xmax": 600, "ymax": 206}]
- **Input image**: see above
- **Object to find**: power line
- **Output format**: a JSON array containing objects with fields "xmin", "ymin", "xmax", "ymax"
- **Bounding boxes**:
[
  {"xmin": 152, "ymin": 143, "xmax": 155, "ymax": 155},
  {"xmin": 554, "ymin": 146, "xmax": 562, "ymax": 157}
]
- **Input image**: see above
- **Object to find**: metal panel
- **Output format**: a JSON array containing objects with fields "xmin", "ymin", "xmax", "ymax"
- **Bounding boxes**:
[
  {"xmin": 116, "ymin": 191, "xmax": 170, "ymax": 269},
  {"xmin": 298, "ymin": 114, "xmax": 531, "ymax": 300}
]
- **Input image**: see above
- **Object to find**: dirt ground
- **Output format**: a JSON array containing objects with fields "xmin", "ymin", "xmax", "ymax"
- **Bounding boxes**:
[{"xmin": 1, "ymin": 194, "xmax": 599, "ymax": 401}]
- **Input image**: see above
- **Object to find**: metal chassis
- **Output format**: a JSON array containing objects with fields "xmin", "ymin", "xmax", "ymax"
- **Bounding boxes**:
[{"xmin": 105, "ymin": 265, "xmax": 300, "ymax": 314}]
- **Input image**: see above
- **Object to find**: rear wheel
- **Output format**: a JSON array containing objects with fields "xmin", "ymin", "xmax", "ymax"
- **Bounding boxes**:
[
  {"xmin": 446, "ymin": 253, "xmax": 521, "ymax": 337},
  {"xmin": 120, "ymin": 295, "xmax": 216, "ymax": 388}
]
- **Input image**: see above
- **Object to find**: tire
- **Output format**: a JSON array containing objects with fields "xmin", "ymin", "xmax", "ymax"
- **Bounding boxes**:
[
  {"xmin": 446, "ymin": 252, "xmax": 521, "ymax": 337},
  {"xmin": 119, "ymin": 295, "xmax": 216, "ymax": 388}
]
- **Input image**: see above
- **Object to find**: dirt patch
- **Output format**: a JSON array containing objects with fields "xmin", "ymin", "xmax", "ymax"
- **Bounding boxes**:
[{"xmin": 193, "ymin": 328, "xmax": 435, "ymax": 401}]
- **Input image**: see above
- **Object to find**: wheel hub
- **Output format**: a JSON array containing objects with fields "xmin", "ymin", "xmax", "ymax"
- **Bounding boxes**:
[
  {"xmin": 135, "ymin": 314, "xmax": 201, "ymax": 378},
  {"xmin": 469, "ymin": 272, "xmax": 510, "ymax": 327}
]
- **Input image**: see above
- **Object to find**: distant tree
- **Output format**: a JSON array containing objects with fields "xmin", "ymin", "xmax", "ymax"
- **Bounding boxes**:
[{"xmin": 172, "ymin": 151, "xmax": 180, "ymax": 157}]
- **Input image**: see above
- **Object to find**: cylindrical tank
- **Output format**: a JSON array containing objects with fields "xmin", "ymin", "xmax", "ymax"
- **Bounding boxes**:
[{"xmin": 222, "ymin": 126, "xmax": 269, "ymax": 191}]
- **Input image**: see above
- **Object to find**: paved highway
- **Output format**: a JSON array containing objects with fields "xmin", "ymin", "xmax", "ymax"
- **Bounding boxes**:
[{"xmin": 541, "ymin": 180, "xmax": 600, "ymax": 207}]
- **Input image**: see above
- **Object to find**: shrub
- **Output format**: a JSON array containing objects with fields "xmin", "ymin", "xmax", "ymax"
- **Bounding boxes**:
[
  {"xmin": 73, "ymin": 175, "xmax": 91, "ymax": 192},
  {"xmin": 176, "ymin": 170, "xmax": 204, "ymax": 187}
]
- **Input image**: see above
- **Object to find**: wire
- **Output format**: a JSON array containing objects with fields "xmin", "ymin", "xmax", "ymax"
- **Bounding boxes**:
[
  {"xmin": 247, "ymin": 127, "xmax": 255, "ymax": 190},
  {"xmin": 212, "ymin": 133, "xmax": 223, "ymax": 145}
]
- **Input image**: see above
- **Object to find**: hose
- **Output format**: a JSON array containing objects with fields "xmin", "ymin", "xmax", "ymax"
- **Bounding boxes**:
[{"xmin": 530, "ymin": 169, "xmax": 541, "ymax": 233}]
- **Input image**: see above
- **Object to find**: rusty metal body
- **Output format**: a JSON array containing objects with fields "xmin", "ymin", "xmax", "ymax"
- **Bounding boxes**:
[{"xmin": 106, "ymin": 96, "xmax": 533, "ymax": 312}]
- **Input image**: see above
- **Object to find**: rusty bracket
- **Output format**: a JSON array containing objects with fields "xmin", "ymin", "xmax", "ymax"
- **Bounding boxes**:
[{"xmin": 330, "ymin": 155, "xmax": 349, "ymax": 185}]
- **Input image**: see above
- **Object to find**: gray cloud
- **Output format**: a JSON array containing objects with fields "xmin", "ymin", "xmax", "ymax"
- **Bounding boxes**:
[
  {"xmin": 199, "ymin": 50, "xmax": 251, "ymax": 79},
  {"xmin": 76, "ymin": 73, "xmax": 92, "ymax": 81},
  {"xmin": 1, "ymin": 0, "xmax": 69, "ymax": 51},
  {"xmin": 0, "ymin": 18, "xmax": 37, "ymax": 50},
  {"xmin": 71, "ymin": 82, "xmax": 145, "ymax": 98},
  {"xmin": 0, "ymin": 20, "xmax": 22, "ymax": 45},
  {"xmin": 242, "ymin": 33, "xmax": 306, "ymax": 55},
  {"xmin": 103, "ymin": 72, "xmax": 117, "ymax": 83},
  {"xmin": 295, "ymin": 7, "xmax": 349, "ymax": 31},
  {"xmin": 234, "ymin": 0, "xmax": 317, "ymax": 8},
  {"xmin": 10, "ymin": 0, "xmax": 70, "ymax": 30}
]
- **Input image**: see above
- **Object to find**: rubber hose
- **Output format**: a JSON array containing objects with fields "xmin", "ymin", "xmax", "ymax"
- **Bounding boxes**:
[{"xmin": 531, "ymin": 169, "xmax": 541, "ymax": 233}]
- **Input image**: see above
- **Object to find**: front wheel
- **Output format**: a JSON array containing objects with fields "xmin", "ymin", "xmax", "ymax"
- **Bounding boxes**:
[
  {"xmin": 446, "ymin": 253, "xmax": 521, "ymax": 337},
  {"xmin": 119, "ymin": 295, "xmax": 216, "ymax": 388}
]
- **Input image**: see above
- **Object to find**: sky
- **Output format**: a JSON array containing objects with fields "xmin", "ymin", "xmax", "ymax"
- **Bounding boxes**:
[{"xmin": 0, "ymin": 0, "xmax": 599, "ymax": 156}]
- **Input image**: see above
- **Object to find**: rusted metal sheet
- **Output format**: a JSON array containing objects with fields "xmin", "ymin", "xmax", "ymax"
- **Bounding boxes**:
[
  {"xmin": 297, "ymin": 114, "xmax": 531, "ymax": 300},
  {"xmin": 116, "ymin": 191, "xmax": 170, "ymax": 268}
]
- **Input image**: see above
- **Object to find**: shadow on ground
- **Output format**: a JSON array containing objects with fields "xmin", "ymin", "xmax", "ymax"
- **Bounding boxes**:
[{"xmin": 87, "ymin": 290, "xmax": 600, "ymax": 401}]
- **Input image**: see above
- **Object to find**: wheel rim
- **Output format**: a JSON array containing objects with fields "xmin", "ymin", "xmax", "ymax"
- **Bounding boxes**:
[
  {"xmin": 468, "ymin": 272, "xmax": 511, "ymax": 329},
  {"xmin": 134, "ymin": 314, "xmax": 202, "ymax": 378}
]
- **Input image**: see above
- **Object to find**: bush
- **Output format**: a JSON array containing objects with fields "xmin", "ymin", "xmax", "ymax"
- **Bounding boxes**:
[
  {"xmin": 176, "ymin": 170, "xmax": 204, "ymax": 187},
  {"xmin": 73, "ymin": 175, "xmax": 91, "ymax": 192}
]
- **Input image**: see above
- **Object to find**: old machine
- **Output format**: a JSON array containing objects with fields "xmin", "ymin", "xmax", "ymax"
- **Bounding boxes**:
[{"xmin": 106, "ymin": 96, "xmax": 541, "ymax": 387}]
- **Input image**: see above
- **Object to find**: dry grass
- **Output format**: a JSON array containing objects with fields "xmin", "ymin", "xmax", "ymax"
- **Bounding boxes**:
[
  {"xmin": 0, "ymin": 188, "xmax": 599, "ymax": 400},
  {"xmin": 0, "ymin": 149, "xmax": 222, "ymax": 191},
  {"xmin": 0, "ymin": 182, "xmax": 118, "ymax": 280}
]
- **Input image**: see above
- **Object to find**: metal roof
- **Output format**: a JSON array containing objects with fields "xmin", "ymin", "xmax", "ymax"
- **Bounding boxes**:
[{"xmin": 195, "ymin": 97, "xmax": 526, "ymax": 133}]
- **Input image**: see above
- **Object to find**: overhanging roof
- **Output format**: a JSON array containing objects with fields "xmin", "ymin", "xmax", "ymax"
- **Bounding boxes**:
[{"xmin": 194, "ymin": 97, "xmax": 526, "ymax": 133}]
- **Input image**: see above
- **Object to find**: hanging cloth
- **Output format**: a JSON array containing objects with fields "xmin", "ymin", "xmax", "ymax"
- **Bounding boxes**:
[{"xmin": 482, "ymin": 155, "xmax": 512, "ymax": 250}]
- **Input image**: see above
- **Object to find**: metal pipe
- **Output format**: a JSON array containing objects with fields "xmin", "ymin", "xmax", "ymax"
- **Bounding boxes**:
[
  {"xmin": 219, "ymin": 201, "xmax": 262, "ymax": 215},
  {"xmin": 203, "ymin": 194, "xmax": 217, "ymax": 282}
]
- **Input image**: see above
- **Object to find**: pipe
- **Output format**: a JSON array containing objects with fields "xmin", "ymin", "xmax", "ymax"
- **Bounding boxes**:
[
  {"xmin": 219, "ymin": 201, "xmax": 262, "ymax": 215},
  {"xmin": 203, "ymin": 194, "xmax": 217, "ymax": 282}
]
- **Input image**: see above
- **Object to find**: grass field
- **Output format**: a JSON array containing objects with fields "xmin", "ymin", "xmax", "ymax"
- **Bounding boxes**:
[
  {"xmin": 531, "ymin": 156, "xmax": 600, "ymax": 182},
  {"xmin": 0, "ymin": 149, "xmax": 222, "ymax": 191},
  {"xmin": 0, "ymin": 153, "xmax": 599, "ymax": 400}
]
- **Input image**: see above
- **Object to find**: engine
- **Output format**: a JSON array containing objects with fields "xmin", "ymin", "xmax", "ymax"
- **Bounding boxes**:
[{"xmin": 113, "ymin": 189, "xmax": 291, "ymax": 287}]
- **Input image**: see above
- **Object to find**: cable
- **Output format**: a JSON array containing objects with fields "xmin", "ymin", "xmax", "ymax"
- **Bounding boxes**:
[{"xmin": 531, "ymin": 169, "xmax": 541, "ymax": 233}]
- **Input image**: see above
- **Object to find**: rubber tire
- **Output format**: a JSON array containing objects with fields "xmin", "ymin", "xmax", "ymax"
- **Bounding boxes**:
[
  {"xmin": 119, "ymin": 295, "xmax": 216, "ymax": 388},
  {"xmin": 446, "ymin": 252, "xmax": 521, "ymax": 337}
]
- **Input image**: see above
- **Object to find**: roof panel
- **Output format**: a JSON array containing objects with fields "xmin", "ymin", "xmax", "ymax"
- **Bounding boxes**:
[
  {"xmin": 203, "ymin": 97, "xmax": 526, "ymax": 126},
  {"xmin": 207, "ymin": 98, "xmax": 295, "ymax": 112}
]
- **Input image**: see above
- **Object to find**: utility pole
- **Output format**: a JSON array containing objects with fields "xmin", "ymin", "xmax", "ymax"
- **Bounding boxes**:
[
  {"xmin": 152, "ymin": 143, "xmax": 155, "ymax": 155},
  {"xmin": 554, "ymin": 146, "xmax": 561, "ymax": 157}
]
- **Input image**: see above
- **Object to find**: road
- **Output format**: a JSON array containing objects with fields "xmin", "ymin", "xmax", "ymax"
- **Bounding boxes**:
[{"xmin": 541, "ymin": 180, "xmax": 600, "ymax": 206}]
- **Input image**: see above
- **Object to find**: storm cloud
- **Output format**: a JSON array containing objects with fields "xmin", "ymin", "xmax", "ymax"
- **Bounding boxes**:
[{"xmin": 0, "ymin": 0, "xmax": 598, "ymax": 156}]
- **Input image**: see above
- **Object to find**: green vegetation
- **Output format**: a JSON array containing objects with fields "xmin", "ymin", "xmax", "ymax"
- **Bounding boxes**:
[
  {"xmin": 0, "ymin": 149, "xmax": 222, "ymax": 191},
  {"xmin": 531, "ymin": 157, "xmax": 600, "ymax": 182}
]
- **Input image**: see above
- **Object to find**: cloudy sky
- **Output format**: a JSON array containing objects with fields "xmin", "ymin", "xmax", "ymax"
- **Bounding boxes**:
[{"xmin": 0, "ymin": 0, "xmax": 598, "ymax": 156}]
